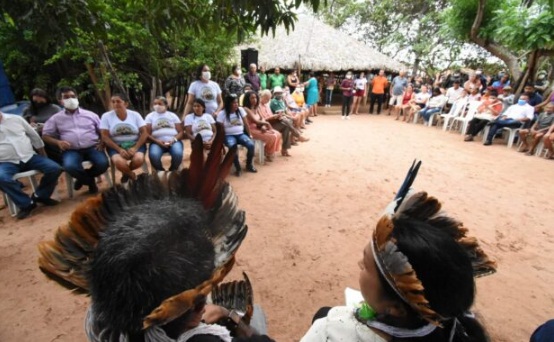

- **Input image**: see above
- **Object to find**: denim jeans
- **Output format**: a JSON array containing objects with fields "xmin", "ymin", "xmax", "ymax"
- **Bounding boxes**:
[
  {"xmin": 486, "ymin": 119, "xmax": 522, "ymax": 142},
  {"xmin": 325, "ymin": 89, "xmax": 333, "ymax": 105},
  {"xmin": 419, "ymin": 107, "xmax": 441, "ymax": 123},
  {"xmin": 62, "ymin": 147, "xmax": 109, "ymax": 186},
  {"xmin": 0, "ymin": 154, "xmax": 62, "ymax": 209},
  {"xmin": 148, "ymin": 141, "xmax": 184, "ymax": 171},
  {"xmin": 224, "ymin": 133, "xmax": 254, "ymax": 169}
]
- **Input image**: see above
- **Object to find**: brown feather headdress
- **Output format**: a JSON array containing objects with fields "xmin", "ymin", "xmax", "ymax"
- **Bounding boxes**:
[
  {"xmin": 372, "ymin": 161, "xmax": 496, "ymax": 326},
  {"xmin": 38, "ymin": 123, "xmax": 248, "ymax": 337}
]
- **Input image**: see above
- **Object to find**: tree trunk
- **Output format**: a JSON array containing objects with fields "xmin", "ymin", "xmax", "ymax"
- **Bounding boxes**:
[{"xmin": 85, "ymin": 62, "xmax": 110, "ymax": 110}]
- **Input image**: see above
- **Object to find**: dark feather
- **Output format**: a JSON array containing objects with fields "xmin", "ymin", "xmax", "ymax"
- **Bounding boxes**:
[{"xmin": 394, "ymin": 160, "xmax": 422, "ymax": 211}]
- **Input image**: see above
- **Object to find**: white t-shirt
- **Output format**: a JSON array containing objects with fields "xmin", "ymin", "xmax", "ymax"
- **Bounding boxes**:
[
  {"xmin": 355, "ymin": 78, "xmax": 368, "ymax": 90},
  {"xmin": 100, "ymin": 110, "xmax": 146, "ymax": 145},
  {"xmin": 216, "ymin": 108, "xmax": 246, "ymax": 136},
  {"xmin": 188, "ymin": 81, "xmax": 222, "ymax": 114},
  {"xmin": 301, "ymin": 306, "xmax": 386, "ymax": 342},
  {"xmin": 414, "ymin": 92, "xmax": 430, "ymax": 104},
  {"xmin": 144, "ymin": 111, "xmax": 181, "ymax": 142},
  {"xmin": 503, "ymin": 103, "xmax": 535, "ymax": 121},
  {"xmin": 184, "ymin": 113, "xmax": 215, "ymax": 142},
  {"xmin": 446, "ymin": 87, "xmax": 464, "ymax": 103}
]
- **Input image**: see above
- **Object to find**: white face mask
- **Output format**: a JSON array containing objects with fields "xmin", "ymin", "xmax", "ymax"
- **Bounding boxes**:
[
  {"xmin": 202, "ymin": 71, "xmax": 211, "ymax": 81},
  {"xmin": 63, "ymin": 98, "xmax": 79, "ymax": 110},
  {"xmin": 153, "ymin": 104, "xmax": 166, "ymax": 113},
  {"xmin": 346, "ymin": 75, "xmax": 352, "ymax": 79}
]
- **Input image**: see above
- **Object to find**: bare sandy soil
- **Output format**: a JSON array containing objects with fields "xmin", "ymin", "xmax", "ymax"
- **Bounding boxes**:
[{"xmin": 1, "ymin": 109, "xmax": 553, "ymax": 342}]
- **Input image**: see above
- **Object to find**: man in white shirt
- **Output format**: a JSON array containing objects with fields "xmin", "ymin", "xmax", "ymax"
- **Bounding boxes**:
[
  {"xmin": 484, "ymin": 94, "xmax": 534, "ymax": 145},
  {"xmin": 0, "ymin": 112, "xmax": 62, "ymax": 219},
  {"xmin": 445, "ymin": 81, "xmax": 464, "ymax": 108}
]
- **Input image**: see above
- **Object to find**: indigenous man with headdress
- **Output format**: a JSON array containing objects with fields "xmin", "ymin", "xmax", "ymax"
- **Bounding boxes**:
[
  {"xmin": 38, "ymin": 124, "xmax": 274, "ymax": 342},
  {"xmin": 301, "ymin": 161, "xmax": 497, "ymax": 342}
]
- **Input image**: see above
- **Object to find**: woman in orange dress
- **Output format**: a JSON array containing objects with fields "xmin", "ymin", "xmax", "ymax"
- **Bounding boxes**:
[{"xmin": 243, "ymin": 91, "xmax": 282, "ymax": 162}]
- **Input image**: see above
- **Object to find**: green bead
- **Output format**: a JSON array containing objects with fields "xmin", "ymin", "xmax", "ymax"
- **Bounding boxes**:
[{"xmin": 358, "ymin": 302, "xmax": 377, "ymax": 320}]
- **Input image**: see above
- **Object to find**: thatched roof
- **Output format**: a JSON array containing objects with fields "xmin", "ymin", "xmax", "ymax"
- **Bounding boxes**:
[{"xmin": 237, "ymin": 13, "xmax": 405, "ymax": 72}]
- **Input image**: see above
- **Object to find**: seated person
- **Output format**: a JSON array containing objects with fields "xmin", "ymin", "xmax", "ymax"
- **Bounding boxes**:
[
  {"xmin": 499, "ymin": 86, "xmax": 515, "ymax": 110},
  {"xmin": 0, "ymin": 112, "xmax": 62, "ymax": 219},
  {"xmin": 492, "ymin": 74, "xmax": 510, "ymax": 94},
  {"xmin": 464, "ymin": 73, "xmax": 482, "ymax": 93},
  {"xmin": 292, "ymin": 86, "xmax": 313, "ymax": 124},
  {"xmin": 484, "ymin": 93, "xmax": 535, "ymax": 146},
  {"xmin": 523, "ymin": 84, "xmax": 543, "ymax": 109},
  {"xmin": 100, "ymin": 94, "xmax": 148, "ymax": 183},
  {"xmin": 239, "ymin": 84, "xmax": 253, "ymax": 107},
  {"xmin": 216, "ymin": 95, "xmax": 257, "ymax": 176},
  {"xmin": 406, "ymin": 85, "xmax": 430, "ymax": 123},
  {"xmin": 37, "ymin": 131, "xmax": 274, "ymax": 342},
  {"xmin": 444, "ymin": 81, "xmax": 464, "ymax": 110},
  {"xmin": 301, "ymin": 163, "xmax": 496, "ymax": 342},
  {"xmin": 184, "ymin": 99, "xmax": 216, "ymax": 150},
  {"xmin": 258, "ymin": 90, "xmax": 292, "ymax": 157},
  {"xmin": 283, "ymin": 86, "xmax": 308, "ymax": 129},
  {"xmin": 468, "ymin": 86, "xmax": 482, "ymax": 101},
  {"xmin": 243, "ymin": 91, "xmax": 283, "ymax": 162},
  {"xmin": 264, "ymin": 89, "xmax": 308, "ymax": 146},
  {"xmin": 418, "ymin": 87, "xmax": 447, "ymax": 124},
  {"xmin": 544, "ymin": 123, "xmax": 554, "ymax": 159},
  {"xmin": 397, "ymin": 84, "xmax": 415, "ymax": 121},
  {"xmin": 518, "ymin": 103, "xmax": 554, "ymax": 155},
  {"xmin": 22, "ymin": 88, "xmax": 62, "ymax": 129},
  {"xmin": 42, "ymin": 86, "xmax": 108, "ymax": 194},
  {"xmin": 464, "ymin": 89, "xmax": 503, "ymax": 141},
  {"xmin": 145, "ymin": 96, "xmax": 184, "ymax": 172},
  {"xmin": 270, "ymin": 87, "xmax": 303, "ymax": 130}
]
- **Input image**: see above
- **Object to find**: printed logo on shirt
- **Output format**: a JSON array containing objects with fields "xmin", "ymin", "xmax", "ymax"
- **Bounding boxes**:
[
  {"xmin": 195, "ymin": 118, "xmax": 211, "ymax": 132},
  {"xmin": 200, "ymin": 86, "xmax": 215, "ymax": 102},
  {"xmin": 153, "ymin": 118, "xmax": 173, "ymax": 130},
  {"xmin": 113, "ymin": 123, "xmax": 136, "ymax": 136}
]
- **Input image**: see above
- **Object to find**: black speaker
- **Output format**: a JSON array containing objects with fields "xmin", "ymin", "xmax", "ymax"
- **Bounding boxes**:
[{"xmin": 241, "ymin": 48, "xmax": 258, "ymax": 70}]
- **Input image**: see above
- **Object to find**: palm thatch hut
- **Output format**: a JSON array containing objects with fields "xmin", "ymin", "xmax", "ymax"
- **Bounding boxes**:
[{"xmin": 237, "ymin": 13, "xmax": 405, "ymax": 72}]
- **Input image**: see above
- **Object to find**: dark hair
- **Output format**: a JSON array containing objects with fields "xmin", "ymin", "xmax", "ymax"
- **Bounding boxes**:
[
  {"xmin": 375, "ymin": 217, "xmax": 489, "ymax": 341},
  {"xmin": 309, "ymin": 71, "xmax": 315, "ymax": 78},
  {"xmin": 432, "ymin": 87, "xmax": 441, "ymax": 96},
  {"xmin": 155, "ymin": 96, "xmax": 168, "ymax": 106},
  {"xmin": 56, "ymin": 86, "xmax": 77, "ymax": 100},
  {"xmin": 30, "ymin": 88, "xmax": 50, "ymax": 101},
  {"xmin": 243, "ymin": 91, "xmax": 259, "ymax": 109},
  {"xmin": 196, "ymin": 64, "xmax": 209, "ymax": 81},
  {"xmin": 489, "ymin": 89, "xmax": 498, "ymax": 97},
  {"xmin": 232, "ymin": 65, "xmax": 239, "ymax": 73},
  {"xmin": 111, "ymin": 93, "xmax": 130, "ymax": 103},
  {"xmin": 223, "ymin": 95, "xmax": 239, "ymax": 122},
  {"xmin": 89, "ymin": 197, "xmax": 214, "ymax": 340},
  {"xmin": 521, "ymin": 92, "xmax": 532, "ymax": 99},
  {"xmin": 192, "ymin": 98, "xmax": 206, "ymax": 113}
]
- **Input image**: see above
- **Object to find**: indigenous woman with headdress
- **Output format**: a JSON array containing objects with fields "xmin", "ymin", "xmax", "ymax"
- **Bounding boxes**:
[
  {"xmin": 38, "ymin": 125, "xmax": 274, "ymax": 342},
  {"xmin": 301, "ymin": 161, "xmax": 496, "ymax": 342}
]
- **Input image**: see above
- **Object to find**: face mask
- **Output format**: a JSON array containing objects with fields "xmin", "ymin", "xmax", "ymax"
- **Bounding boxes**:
[
  {"xmin": 518, "ymin": 99, "xmax": 527, "ymax": 106},
  {"xmin": 153, "ymin": 105, "xmax": 166, "ymax": 113},
  {"xmin": 346, "ymin": 75, "xmax": 352, "ymax": 79},
  {"xmin": 202, "ymin": 71, "xmax": 211, "ymax": 80},
  {"xmin": 63, "ymin": 98, "xmax": 79, "ymax": 110}
]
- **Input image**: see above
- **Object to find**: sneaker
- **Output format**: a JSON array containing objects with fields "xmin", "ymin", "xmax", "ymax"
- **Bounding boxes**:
[
  {"xmin": 234, "ymin": 167, "xmax": 242, "ymax": 177},
  {"xmin": 88, "ymin": 182, "xmax": 99, "ymax": 194},
  {"xmin": 346, "ymin": 116, "xmax": 351, "ymax": 120},
  {"xmin": 31, "ymin": 194, "xmax": 59, "ymax": 206},
  {"xmin": 483, "ymin": 140, "xmax": 492, "ymax": 146},
  {"xmin": 464, "ymin": 135, "xmax": 474, "ymax": 142},
  {"xmin": 246, "ymin": 164, "xmax": 258, "ymax": 173},
  {"xmin": 16, "ymin": 202, "xmax": 37, "ymax": 220}
]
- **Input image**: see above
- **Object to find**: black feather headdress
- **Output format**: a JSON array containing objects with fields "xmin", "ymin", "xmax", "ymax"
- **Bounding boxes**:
[{"xmin": 38, "ymin": 123, "xmax": 248, "ymax": 337}]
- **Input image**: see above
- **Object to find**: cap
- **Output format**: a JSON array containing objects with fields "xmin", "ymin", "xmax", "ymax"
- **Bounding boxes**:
[{"xmin": 273, "ymin": 86, "xmax": 283, "ymax": 93}]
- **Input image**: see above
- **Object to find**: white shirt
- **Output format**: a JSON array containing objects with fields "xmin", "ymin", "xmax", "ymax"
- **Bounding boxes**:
[
  {"xmin": 100, "ymin": 110, "xmax": 146, "ymax": 144},
  {"xmin": 184, "ymin": 113, "xmax": 215, "ymax": 142},
  {"xmin": 446, "ymin": 87, "xmax": 464, "ymax": 103},
  {"xmin": 216, "ymin": 108, "xmax": 247, "ymax": 136},
  {"xmin": 0, "ymin": 113, "xmax": 45, "ymax": 164},
  {"xmin": 188, "ymin": 81, "xmax": 222, "ymax": 114},
  {"xmin": 502, "ymin": 103, "xmax": 535, "ymax": 121},
  {"xmin": 355, "ymin": 78, "xmax": 368, "ymax": 90},
  {"xmin": 301, "ymin": 306, "xmax": 386, "ymax": 342},
  {"xmin": 145, "ymin": 111, "xmax": 181, "ymax": 142},
  {"xmin": 428, "ymin": 94, "xmax": 447, "ymax": 108}
]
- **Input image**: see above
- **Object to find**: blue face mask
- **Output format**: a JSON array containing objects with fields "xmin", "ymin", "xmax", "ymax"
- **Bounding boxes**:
[{"xmin": 518, "ymin": 99, "xmax": 527, "ymax": 106}]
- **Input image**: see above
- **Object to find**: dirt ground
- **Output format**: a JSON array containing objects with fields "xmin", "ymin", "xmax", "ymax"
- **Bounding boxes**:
[{"xmin": 1, "ymin": 108, "xmax": 553, "ymax": 342}]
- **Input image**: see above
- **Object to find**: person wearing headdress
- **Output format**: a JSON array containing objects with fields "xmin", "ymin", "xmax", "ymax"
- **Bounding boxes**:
[
  {"xmin": 301, "ymin": 161, "xmax": 496, "ymax": 342},
  {"xmin": 38, "ymin": 124, "xmax": 274, "ymax": 342}
]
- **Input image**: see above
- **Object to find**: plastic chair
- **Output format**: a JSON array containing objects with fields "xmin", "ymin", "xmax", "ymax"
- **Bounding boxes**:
[
  {"xmin": 2, "ymin": 170, "xmax": 40, "ymax": 217},
  {"xmin": 441, "ymin": 100, "xmax": 468, "ymax": 131},
  {"xmin": 482, "ymin": 124, "xmax": 523, "ymax": 148},
  {"xmin": 451, "ymin": 101, "xmax": 481, "ymax": 135},
  {"xmin": 65, "ymin": 161, "xmax": 113, "ymax": 198},
  {"xmin": 237, "ymin": 140, "xmax": 265, "ymax": 164}
]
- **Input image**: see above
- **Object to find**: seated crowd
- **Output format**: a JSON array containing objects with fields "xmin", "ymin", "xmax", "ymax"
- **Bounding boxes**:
[{"xmin": 0, "ymin": 63, "xmax": 315, "ymax": 219}]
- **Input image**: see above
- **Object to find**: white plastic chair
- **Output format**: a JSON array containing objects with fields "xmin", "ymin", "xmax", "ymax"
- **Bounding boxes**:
[
  {"xmin": 238, "ymin": 140, "xmax": 265, "ymax": 164},
  {"xmin": 441, "ymin": 100, "xmax": 468, "ymax": 131},
  {"xmin": 65, "ymin": 161, "xmax": 113, "ymax": 198},
  {"xmin": 2, "ymin": 170, "xmax": 40, "ymax": 217},
  {"xmin": 482, "ymin": 124, "xmax": 523, "ymax": 148},
  {"xmin": 451, "ymin": 101, "xmax": 481, "ymax": 135}
]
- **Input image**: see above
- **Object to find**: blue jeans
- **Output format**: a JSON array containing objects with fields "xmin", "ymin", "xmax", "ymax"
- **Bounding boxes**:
[
  {"xmin": 0, "ymin": 155, "xmax": 62, "ymax": 209},
  {"xmin": 62, "ymin": 147, "xmax": 109, "ymax": 186},
  {"xmin": 419, "ymin": 107, "xmax": 441, "ymax": 123},
  {"xmin": 224, "ymin": 134, "xmax": 254, "ymax": 169},
  {"xmin": 148, "ymin": 141, "xmax": 184, "ymax": 171},
  {"xmin": 325, "ymin": 89, "xmax": 333, "ymax": 105},
  {"xmin": 486, "ymin": 119, "xmax": 522, "ymax": 142}
]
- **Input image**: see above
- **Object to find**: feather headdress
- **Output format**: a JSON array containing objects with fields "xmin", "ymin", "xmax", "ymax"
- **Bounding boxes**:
[
  {"xmin": 372, "ymin": 160, "xmax": 496, "ymax": 326},
  {"xmin": 38, "ymin": 123, "xmax": 248, "ymax": 337}
]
